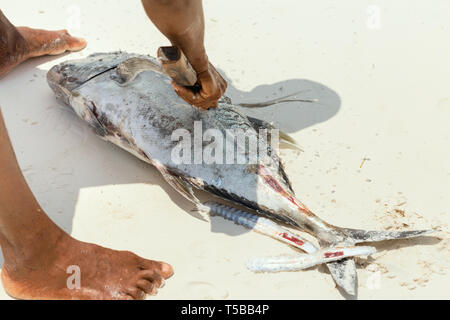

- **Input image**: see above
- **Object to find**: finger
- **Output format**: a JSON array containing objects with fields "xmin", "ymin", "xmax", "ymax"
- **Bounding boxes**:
[
  {"xmin": 197, "ymin": 100, "xmax": 218, "ymax": 110},
  {"xmin": 172, "ymin": 83, "xmax": 212, "ymax": 108},
  {"xmin": 220, "ymin": 78, "xmax": 228, "ymax": 92},
  {"xmin": 172, "ymin": 83, "xmax": 199, "ymax": 104},
  {"xmin": 217, "ymin": 83, "xmax": 226, "ymax": 96}
]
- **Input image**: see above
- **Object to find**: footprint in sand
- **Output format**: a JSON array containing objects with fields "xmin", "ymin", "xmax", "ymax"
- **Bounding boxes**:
[{"xmin": 184, "ymin": 281, "xmax": 229, "ymax": 300}]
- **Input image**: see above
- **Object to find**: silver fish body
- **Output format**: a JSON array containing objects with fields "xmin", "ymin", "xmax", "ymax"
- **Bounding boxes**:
[{"xmin": 47, "ymin": 52, "xmax": 340, "ymax": 242}]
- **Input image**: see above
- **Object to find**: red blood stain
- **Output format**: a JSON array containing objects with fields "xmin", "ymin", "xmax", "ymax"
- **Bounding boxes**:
[
  {"xmin": 258, "ymin": 165, "xmax": 312, "ymax": 215},
  {"xmin": 281, "ymin": 232, "xmax": 304, "ymax": 246},
  {"xmin": 261, "ymin": 172, "xmax": 285, "ymax": 193},
  {"xmin": 324, "ymin": 251, "xmax": 344, "ymax": 259}
]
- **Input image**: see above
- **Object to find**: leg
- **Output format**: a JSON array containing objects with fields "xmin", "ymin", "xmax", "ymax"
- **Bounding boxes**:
[
  {"xmin": 0, "ymin": 9, "xmax": 86, "ymax": 77},
  {"xmin": 0, "ymin": 109, "xmax": 173, "ymax": 300}
]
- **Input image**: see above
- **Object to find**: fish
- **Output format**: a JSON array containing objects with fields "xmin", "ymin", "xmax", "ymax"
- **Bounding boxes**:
[{"xmin": 47, "ymin": 52, "xmax": 434, "ymax": 296}]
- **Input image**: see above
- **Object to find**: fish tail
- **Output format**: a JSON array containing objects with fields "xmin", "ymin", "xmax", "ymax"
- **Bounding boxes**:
[
  {"xmin": 339, "ymin": 227, "xmax": 435, "ymax": 245},
  {"xmin": 201, "ymin": 201, "xmax": 435, "ymax": 296},
  {"xmin": 278, "ymin": 197, "xmax": 435, "ymax": 295},
  {"xmin": 301, "ymin": 216, "xmax": 435, "ymax": 296}
]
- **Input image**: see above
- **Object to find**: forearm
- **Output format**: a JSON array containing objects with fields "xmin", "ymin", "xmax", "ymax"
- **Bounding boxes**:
[{"xmin": 141, "ymin": 0, "xmax": 208, "ymax": 73}]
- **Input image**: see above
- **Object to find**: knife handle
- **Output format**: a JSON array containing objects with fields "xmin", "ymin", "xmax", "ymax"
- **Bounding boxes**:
[{"xmin": 157, "ymin": 46, "xmax": 198, "ymax": 87}]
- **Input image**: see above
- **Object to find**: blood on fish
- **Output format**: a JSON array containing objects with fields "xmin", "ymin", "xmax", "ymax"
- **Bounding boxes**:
[
  {"xmin": 261, "ymin": 172, "xmax": 285, "ymax": 193},
  {"xmin": 280, "ymin": 232, "xmax": 304, "ymax": 246},
  {"xmin": 324, "ymin": 251, "xmax": 344, "ymax": 259},
  {"xmin": 258, "ymin": 165, "xmax": 312, "ymax": 216}
]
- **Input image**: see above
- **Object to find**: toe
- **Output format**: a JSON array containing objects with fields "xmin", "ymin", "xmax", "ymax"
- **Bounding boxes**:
[
  {"xmin": 136, "ymin": 279, "xmax": 155, "ymax": 295},
  {"xmin": 141, "ymin": 260, "xmax": 174, "ymax": 279},
  {"xmin": 158, "ymin": 261, "xmax": 174, "ymax": 278},
  {"xmin": 121, "ymin": 293, "xmax": 134, "ymax": 300},
  {"xmin": 138, "ymin": 270, "xmax": 164, "ymax": 288},
  {"xmin": 62, "ymin": 33, "xmax": 87, "ymax": 52},
  {"xmin": 126, "ymin": 287, "xmax": 146, "ymax": 300}
]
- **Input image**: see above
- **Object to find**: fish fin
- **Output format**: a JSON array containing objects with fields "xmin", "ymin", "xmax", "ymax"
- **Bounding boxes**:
[
  {"xmin": 190, "ymin": 205, "xmax": 211, "ymax": 222},
  {"xmin": 326, "ymin": 259, "xmax": 357, "ymax": 296},
  {"xmin": 279, "ymin": 131, "xmax": 303, "ymax": 152},
  {"xmin": 156, "ymin": 165, "xmax": 211, "ymax": 221},
  {"xmin": 322, "ymin": 227, "xmax": 435, "ymax": 295},
  {"xmin": 342, "ymin": 227, "xmax": 435, "ymax": 244},
  {"xmin": 279, "ymin": 140, "xmax": 303, "ymax": 152},
  {"xmin": 246, "ymin": 116, "xmax": 302, "ymax": 151},
  {"xmin": 237, "ymin": 91, "xmax": 317, "ymax": 108},
  {"xmin": 155, "ymin": 164, "xmax": 199, "ymax": 204}
]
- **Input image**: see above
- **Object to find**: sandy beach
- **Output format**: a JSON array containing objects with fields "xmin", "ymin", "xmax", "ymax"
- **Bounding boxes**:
[{"xmin": 0, "ymin": 0, "xmax": 449, "ymax": 299}]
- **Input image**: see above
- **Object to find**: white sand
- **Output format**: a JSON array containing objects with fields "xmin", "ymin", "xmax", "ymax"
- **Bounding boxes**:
[{"xmin": 0, "ymin": 0, "xmax": 449, "ymax": 299}]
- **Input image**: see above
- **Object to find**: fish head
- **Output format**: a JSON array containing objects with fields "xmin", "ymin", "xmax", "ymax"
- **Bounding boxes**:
[
  {"xmin": 47, "ymin": 52, "xmax": 140, "ymax": 104},
  {"xmin": 47, "ymin": 52, "xmax": 150, "ymax": 136}
]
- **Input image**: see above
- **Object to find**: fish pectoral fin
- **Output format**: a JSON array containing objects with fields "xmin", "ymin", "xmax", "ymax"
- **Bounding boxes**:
[
  {"xmin": 279, "ymin": 131, "xmax": 303, "ymax": 152},
  {"xmin": 156, "ymin": 165, "xmax": 211, "ymax": 221},
  {"xmin": 156, "ymin": 165, "xmax": 200, "ymax": 204}
]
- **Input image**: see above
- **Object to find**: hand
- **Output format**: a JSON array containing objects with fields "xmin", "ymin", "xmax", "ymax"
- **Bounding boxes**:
[{"xmin": 171, "ymin": 62, "xmax": 227, "ymax": 110}]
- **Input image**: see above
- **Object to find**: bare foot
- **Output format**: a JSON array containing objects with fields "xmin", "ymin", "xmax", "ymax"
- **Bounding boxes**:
[
  {"xmin": 17, "ymin": 27, "xmax": 86, "ymax": 57},
  {"xmin": 1, "ymin": 231, "xmax": 173, "ymax": 300},
  {"xmin": 0, "ymin": 10, "xmax": 86, "ymax": 77}
]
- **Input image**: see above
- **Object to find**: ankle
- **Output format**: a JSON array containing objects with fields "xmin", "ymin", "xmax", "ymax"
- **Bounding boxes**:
[
  {"xmin": 0, "ymin": 20, "xmax": 29, "ymax": 74},
  {"xmin": 1, "ymin": 223, "xmax": 68, "ymax": 273}
]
